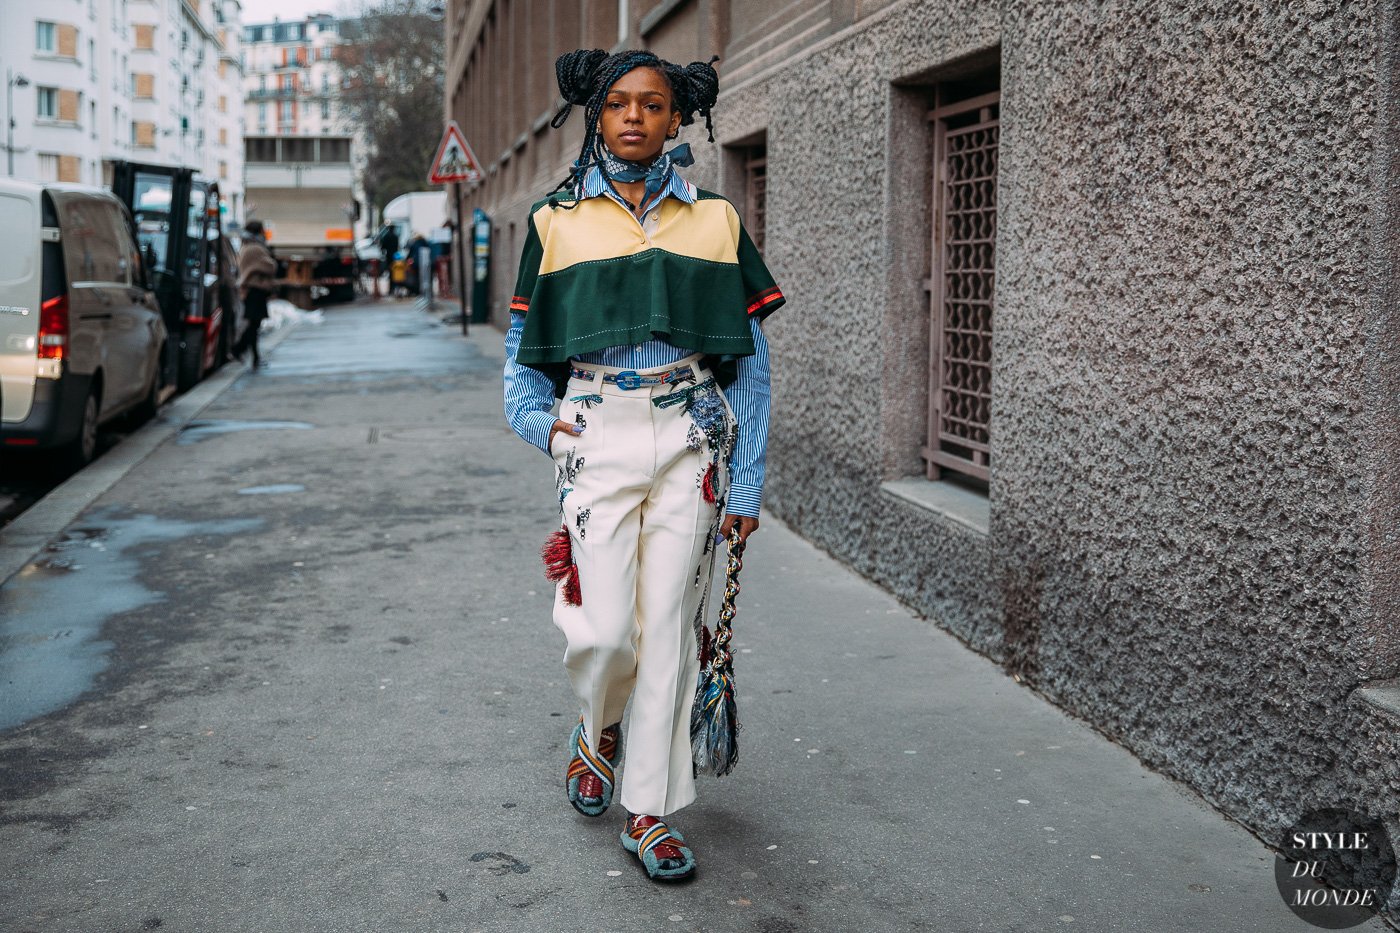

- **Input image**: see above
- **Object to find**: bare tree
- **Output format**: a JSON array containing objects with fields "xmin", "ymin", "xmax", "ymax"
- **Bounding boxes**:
[{"xmin": 337, "ymin": 0, "xmax": 445, "ymax": 223}]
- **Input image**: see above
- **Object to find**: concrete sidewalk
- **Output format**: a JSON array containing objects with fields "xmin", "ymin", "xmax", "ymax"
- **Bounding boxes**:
[{"xmin": 0, "ymin": 301, "xmax": 1378, "ymax": 932}]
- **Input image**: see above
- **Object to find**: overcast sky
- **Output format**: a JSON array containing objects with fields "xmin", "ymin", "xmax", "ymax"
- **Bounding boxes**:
[{"xmin": 238, "ymin": 0, "xmax": 352, "ymax": 25}]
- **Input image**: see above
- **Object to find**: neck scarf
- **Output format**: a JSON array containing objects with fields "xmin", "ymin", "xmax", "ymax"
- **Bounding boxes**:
[{"xmin": 599, "ymin": 142, "xmax": 694, "ymax": 210}]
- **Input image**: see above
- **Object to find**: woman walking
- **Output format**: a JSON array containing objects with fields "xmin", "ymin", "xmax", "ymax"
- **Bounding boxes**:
[
  {"xmin": 503, "ymin": 48, "xmax": 784, "ymax": 882},
  {"xmin": 234, "ymin": 219, "xmax": 276, "ymax": 369}
]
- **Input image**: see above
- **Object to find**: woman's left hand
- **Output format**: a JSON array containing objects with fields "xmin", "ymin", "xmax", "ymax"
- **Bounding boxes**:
[{"xmin": 719, "ymin": 514, "xmax": 759, "ymax": 545}]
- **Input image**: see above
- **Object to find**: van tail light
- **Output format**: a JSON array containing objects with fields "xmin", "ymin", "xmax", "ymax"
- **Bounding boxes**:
[{"xmin": 38, "ymin": 294, "xmax": 69, "ymax": 361}]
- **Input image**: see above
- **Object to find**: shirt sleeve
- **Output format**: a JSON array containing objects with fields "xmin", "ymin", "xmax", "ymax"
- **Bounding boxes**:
[
  {"xmin": 504, "ymin": 310, "xmax": 558, "ymax": 454},
  {"xmin": 722, "ymin": 316, "xmax": 771, "ymax": 518},
  {"xmin": 737, "ymin": 222, "xmax": 784, "ymax": 322}
]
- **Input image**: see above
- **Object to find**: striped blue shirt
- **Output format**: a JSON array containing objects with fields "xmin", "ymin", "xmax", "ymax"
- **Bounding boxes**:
[{"xmin": 503, "ymin": 164, "xmax": 771, "ymax": 518}]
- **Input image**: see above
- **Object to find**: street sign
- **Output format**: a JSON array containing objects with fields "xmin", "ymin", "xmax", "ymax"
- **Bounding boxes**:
[{"xmin": 428, "ymin": 121, "xmax": 482, "ymax": 185}]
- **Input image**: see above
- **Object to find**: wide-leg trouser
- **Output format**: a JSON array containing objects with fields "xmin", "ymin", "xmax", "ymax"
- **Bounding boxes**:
[{"xmin": 548, "ymin": 353, "xmax": 734, "ymax": 817}]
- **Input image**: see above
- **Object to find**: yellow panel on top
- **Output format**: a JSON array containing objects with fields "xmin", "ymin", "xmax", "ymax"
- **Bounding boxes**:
[{"xmin": 532, "ymin": 195, "xmax": 740, "ymax": 277}]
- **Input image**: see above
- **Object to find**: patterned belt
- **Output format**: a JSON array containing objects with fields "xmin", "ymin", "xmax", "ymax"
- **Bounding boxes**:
[{"xmin": 569, "ymin": 361, "xmax": 699, "ymax": 391}]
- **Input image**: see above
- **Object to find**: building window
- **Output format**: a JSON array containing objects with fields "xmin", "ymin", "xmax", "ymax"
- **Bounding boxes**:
[
  {"xmin": 37, "ymin": 153, "xmax": 58, "ymax": 181},
  {"xmin": 924, "ymin": 74, "xmax": 1000, "ymax": 484},
  {"xmin": 742, "ymin": 142, "xmax": 767, "ymax": 255},
  {"xmin": 36, "ymin": 21, "xmax": 57, "ymax": 52},
  {"xmin": 37, "ymin": 87, "xmax": 58, "ymax": 119},
  {"xmin": 89, "ymin": 39, "xmax": 96, "ymax": 79},
  {"xmin": 320, "ymin": 99, "xmax": 330, "ymax": 119}
]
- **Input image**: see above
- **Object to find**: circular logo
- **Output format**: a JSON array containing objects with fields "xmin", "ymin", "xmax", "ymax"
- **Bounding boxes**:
[{"xmin": 1275, "ymin": 808, "xmax": 1396, "ymax": 929}]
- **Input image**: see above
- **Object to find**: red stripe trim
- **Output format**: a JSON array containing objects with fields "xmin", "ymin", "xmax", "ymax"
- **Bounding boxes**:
[
  {"xmin": 746, "ymin": 288, "xmax": 783, "ymax": 315},
  {"xmin": 510, "ymin": 295, "xmax": 530, "ymax": 313}
]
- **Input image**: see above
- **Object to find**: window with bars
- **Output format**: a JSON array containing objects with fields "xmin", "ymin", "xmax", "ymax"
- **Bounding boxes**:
[
  {"xmin": 924, "ymin": 77, "xmax": 999, "ymax": 484},
  {"xmin": 743, "ymin": 142, "xmax": 767, "ymax": 254}
]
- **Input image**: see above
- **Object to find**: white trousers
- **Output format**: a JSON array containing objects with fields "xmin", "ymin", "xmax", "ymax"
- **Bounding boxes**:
[{"xmin": 548, "ymin": 352, "xmax": 736, "ymax": 816}]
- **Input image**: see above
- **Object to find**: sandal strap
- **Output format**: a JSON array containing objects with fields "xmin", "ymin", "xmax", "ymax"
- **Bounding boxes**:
[
  {"xmin": 570, "ymin": 720, "xmax": 618, "ymax": 789},
  {"xmin": 629, "ymin": 818, "xmax": 681, "ymax": 858}
]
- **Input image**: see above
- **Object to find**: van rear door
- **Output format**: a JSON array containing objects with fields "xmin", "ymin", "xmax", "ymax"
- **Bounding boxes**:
[{"xmin": 0, "ymin": 181, "xmax": 44, "ymax": 424}]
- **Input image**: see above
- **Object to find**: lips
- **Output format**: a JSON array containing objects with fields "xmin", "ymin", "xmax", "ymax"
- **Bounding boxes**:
[{"xmin": 619, "ymin": 132, "xmax": 645, "ymax": 142}]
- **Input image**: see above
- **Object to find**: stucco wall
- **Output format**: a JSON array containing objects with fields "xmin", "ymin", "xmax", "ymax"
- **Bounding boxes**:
[{"xmin": 696, "ymin": 0, "xmax": 1400, "ymax": 908}]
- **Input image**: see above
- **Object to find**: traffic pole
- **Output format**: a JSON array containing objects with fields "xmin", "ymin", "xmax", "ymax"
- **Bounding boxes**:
[{"xmin": 455, "ymin": 182, "xmax": 469, "ymax": 336}]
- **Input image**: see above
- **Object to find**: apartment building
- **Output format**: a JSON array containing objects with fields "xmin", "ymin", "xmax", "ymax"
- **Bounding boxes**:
[
  {"xmin": 1, "ymin": 0, "xmax": 245, "ymax": 216},
  {"xmin": 444, "ymin": 3, "xmax": 1400, "ymax": 922},
  {"xmin": 241, "ymin": 14, "xmax": 345, "ymax": 137}
]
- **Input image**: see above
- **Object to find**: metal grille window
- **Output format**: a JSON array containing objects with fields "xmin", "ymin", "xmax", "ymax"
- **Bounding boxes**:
[
  {"xmin": 924, "ymin": 86, "xmax": 998, "ymax": 483},
  {"xmin": 743, "ymin": 145, "xmax": 767, "ymax": 254}
]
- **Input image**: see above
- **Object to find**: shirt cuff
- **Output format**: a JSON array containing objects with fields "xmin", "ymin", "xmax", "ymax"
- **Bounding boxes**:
[
  {"xmin": 725, "ymin": 482, "xmax": 763, "ymax": 518},
  {"xmin": 520, "ymin": 409, "xmax": 558, "ymax": 455}
]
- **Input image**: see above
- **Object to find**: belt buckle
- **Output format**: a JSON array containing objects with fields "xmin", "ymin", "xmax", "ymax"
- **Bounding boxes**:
[{"xmin": 614, "ymin": 370, "xmax": 642, "ymax": 390}]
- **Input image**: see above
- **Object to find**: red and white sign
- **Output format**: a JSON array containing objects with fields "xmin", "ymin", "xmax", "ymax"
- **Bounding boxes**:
[{"xmin": 428, "ymin": 121, "xmax": 483, "ymax": 185}]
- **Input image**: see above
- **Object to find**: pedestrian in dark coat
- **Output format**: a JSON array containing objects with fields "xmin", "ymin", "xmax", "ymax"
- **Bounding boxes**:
[{"xmin": 234, "ymin": 220, "xmax": 277, "ymax": 368}]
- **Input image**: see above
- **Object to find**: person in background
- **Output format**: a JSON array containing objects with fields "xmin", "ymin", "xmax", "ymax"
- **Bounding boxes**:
[
  {"xmin": 234, "ymin": 219, "xmax": 277, "ymax": 369},
  {"xmin": 378, "ymin": 224, "xmax": 400, "ymax": 291}
]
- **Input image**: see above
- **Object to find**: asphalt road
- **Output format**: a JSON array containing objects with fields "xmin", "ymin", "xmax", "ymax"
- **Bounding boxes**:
[{"xmin": 0, "ymin": 300, "xmax": 1384, "ymax": 933}]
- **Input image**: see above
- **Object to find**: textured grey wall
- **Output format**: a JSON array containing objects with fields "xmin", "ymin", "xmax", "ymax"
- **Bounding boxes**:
[
  {"xmin": 702, "ymin": 0, "xmax": 1400, "ymax": 916},
  {"xmin": 480, "ymin": 0, "xmax": 1400, "ymax": 918}
]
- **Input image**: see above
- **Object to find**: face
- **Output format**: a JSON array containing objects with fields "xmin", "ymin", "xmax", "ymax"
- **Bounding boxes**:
[{"xmin": 598, "ymin": 66, "xmax": 682, "ymax": 163}]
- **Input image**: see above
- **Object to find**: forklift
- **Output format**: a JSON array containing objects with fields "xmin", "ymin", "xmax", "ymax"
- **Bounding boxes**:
[{"xmin": 110, "ymin": 161, "xmax": 247, "ymax": 394}]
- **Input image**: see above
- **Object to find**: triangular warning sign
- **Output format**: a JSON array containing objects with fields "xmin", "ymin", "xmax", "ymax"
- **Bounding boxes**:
[{"xmin": 429, "ymin": 121, "xmax": 482, "ymax": 185}]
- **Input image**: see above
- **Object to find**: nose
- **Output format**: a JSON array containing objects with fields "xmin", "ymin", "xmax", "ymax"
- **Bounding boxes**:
[{"xmin": 625, "ymin": 101, "xmax": 643, "ymax": 123}]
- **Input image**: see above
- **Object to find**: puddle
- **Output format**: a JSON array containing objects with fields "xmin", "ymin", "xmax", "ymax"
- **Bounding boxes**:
[
  {"xmin": 236, "ymin": 484, "xmax": 306, "ymax": 496},
  {"xmin": 0, "ymin": 509, "xmax": 263, "ymax": 733},
  {"xmin": 177, "ymin": 420, "xmax": 313, "ymax": 445}
]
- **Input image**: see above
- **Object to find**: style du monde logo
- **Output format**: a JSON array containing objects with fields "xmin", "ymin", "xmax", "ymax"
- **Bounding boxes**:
[{"xmin": 1274, "ymin": 808, "xmax": 1397, "ymax": 929}]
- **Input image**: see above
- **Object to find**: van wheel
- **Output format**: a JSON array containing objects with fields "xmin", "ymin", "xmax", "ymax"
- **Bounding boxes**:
[{"xmin": 57, "ymin": 389, "xmax": 100, "ymax": 472}]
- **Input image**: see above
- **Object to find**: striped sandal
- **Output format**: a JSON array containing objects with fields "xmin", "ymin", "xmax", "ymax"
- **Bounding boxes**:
[
  {"xmin": 566, "ymin": 718, "xmax": 621, "ymax": 817},
  {"xmin": 620, "ymin": 814, "xmax": 696, "ymax": 882}
]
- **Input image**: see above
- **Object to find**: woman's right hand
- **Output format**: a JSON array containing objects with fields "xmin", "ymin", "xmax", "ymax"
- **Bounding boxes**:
[{"xmin": 548, "ymin": 418, "xmax": 584, "ymax": 454}]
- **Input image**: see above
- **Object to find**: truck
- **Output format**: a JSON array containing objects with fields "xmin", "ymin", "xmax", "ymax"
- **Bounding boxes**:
[
  {"xmin": 110, "ymin": 161, "xmax": 248, "ymax": 393},
  {"xmin": 243, "ymin": 135, "xmax": 360, "ymax": 306}
]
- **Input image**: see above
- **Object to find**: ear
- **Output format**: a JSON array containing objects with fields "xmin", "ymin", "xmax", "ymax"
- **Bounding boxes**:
[{"xmin": 668, "ymin": 109, "xmax": 682, "ymax": 137}]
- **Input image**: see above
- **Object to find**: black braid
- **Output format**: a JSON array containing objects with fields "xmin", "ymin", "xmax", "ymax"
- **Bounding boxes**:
[{"xmin": 546, "ymin": 49, "xmax": 721, "ymax": 210}]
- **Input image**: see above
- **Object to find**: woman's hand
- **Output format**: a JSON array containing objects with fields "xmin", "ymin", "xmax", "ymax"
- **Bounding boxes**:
[
  {"xmin": 719, "ymin": 514, "xmax": 759, "ymax": 545},
  {"xmin": 549, "ymin": 418, "xmax": 583, "ymax": 453}
]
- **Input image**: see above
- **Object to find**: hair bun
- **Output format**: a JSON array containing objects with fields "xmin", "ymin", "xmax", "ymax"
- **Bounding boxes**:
[
  {"xmin": 556, "ymin": 49, "xmax": 608, "ymax": 105},
  {"xmin": 680, "ymin": 56, "xmax": 720, "ymax": 116}
]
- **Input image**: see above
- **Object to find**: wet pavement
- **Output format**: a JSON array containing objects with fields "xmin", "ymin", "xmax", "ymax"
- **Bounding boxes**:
[{"xmin": 0, "ymin": 299, "xmax": 1381, "ymax": 933}]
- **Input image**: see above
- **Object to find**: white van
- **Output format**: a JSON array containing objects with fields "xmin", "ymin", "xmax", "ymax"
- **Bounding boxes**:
[{"xmin": 0, "ymin": 180, "xmax": 166, "ymax": 468}]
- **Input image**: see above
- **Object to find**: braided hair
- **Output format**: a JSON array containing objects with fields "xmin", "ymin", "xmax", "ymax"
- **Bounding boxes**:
[{"xmin": 547, "ymin": 49, "xmax": 720, "ymax": 207}]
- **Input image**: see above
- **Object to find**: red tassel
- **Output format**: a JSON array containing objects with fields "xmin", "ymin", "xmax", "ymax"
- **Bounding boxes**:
[
  {"xmin": 698, "ymin": 623, "xmax": 713, "ymax": 665},
  {"xmin": 543, "ymin": 526, "xmax": 583, "ymax": 606},
  {"xmin": 701, "ymin": 462, "xmax": 717, "ymax": 504},
  {"xmin": 562, "ymin": 563, "xmax": 582, "ymax": 606},
  {"xmin": 542, "ymin": 527, "xmax": 573, "ymax": 581}
]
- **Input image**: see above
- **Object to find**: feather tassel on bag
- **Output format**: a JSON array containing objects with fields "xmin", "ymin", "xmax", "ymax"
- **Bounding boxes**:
[{"xmin": 691, "ymin": 526, "xmax": 745, "ymax": 777}]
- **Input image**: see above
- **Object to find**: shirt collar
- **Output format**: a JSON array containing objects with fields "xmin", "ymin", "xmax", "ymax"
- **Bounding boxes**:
[{"xmin": 579, "ymin": 162, "xmax": 697, "ymax": 207}]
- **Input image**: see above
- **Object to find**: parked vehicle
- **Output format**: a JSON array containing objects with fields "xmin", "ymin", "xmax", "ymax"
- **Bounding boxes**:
[
  {"xmin": 244, "ymin": 135, "xmax": 360, "ymax": 306},
  {"xmin": 0, "ymin": 180, "xmax": 167, "ymax": 468},
  {"xmin": 111, "ymin": 161, "xmax": 247, "ymax": 393}
]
